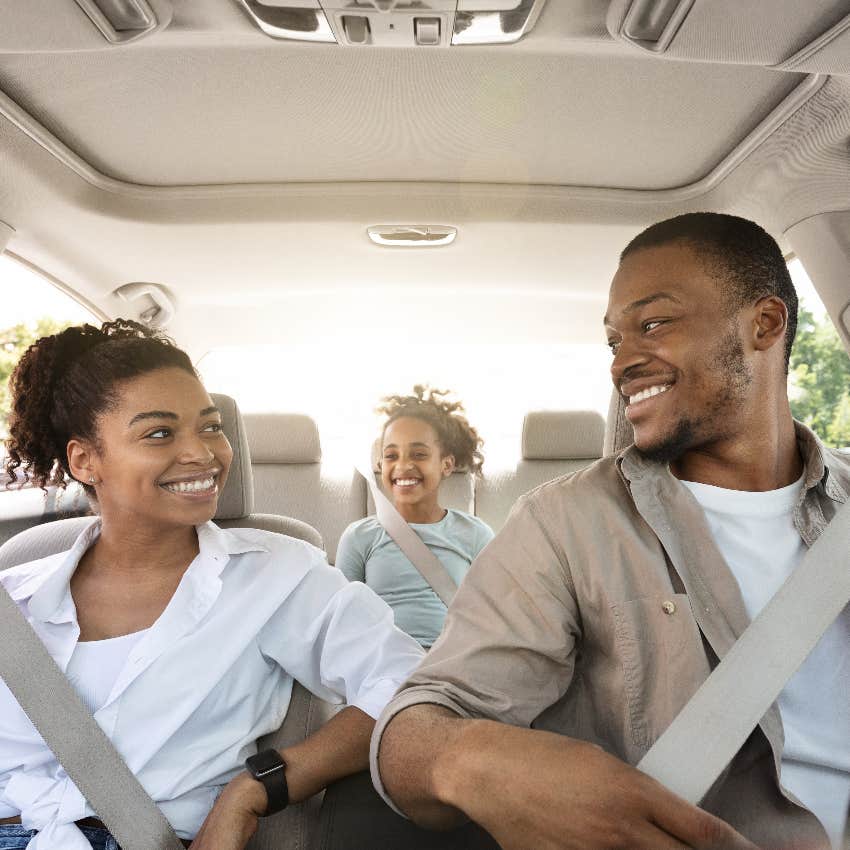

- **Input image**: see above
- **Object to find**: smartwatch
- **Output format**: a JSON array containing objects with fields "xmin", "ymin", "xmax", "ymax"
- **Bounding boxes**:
[{"xmin": 245, "ymin": 748, "xmax": 289, "ymax": 816}]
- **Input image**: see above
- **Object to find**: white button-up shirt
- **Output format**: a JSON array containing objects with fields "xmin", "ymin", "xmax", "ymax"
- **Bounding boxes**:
[{"xmin": 0, "ymin": 520, "xmax": 425, "ymax": 849}]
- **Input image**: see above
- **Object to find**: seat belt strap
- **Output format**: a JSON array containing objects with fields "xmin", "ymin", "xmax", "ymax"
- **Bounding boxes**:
[
  {"xmin": 638, "ymin": 497, "xmax": 850, "ymax": 805},
  {"xmin": 355, "ymin": 462, "xmax": 457, "ymax": 607},
  {"xmin": 0, "ymin": 585, "xmax": 185, "ymax": 850}
]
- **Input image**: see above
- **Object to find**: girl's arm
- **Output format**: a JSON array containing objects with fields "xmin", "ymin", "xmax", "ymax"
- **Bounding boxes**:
[{"xmin": 334, "ymin": 524, "xmax": 367, "ymax": 582}]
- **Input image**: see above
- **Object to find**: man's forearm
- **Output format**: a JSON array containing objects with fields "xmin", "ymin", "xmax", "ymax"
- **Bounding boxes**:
[{"xmin": 376, "ymin": 703, "xmax": 488, "ymax": 828}]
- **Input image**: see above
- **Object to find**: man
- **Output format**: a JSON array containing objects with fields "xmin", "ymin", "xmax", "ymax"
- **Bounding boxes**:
[{"xmin": 370, "ymin": 213, "xmax": 850, "ymax": 850}]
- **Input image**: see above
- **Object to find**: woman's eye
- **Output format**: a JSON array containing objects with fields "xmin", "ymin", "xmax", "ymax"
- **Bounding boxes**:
[
  {"xmin": 203, "ymin": 422, "xmax": 223, "ymax": 433},
  {"xmin": 146, "ymin": 427, "xmax": 171, "ymax": 439}
]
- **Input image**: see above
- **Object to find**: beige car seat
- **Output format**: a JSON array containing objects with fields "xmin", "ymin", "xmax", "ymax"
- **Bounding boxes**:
[
  {"xmin": 475, "ymin": 410, "xmax": 606, "ymax": 531},
  {"xmin": 243, "ymin": 412, "xmax": 366, "ymax": 564}
]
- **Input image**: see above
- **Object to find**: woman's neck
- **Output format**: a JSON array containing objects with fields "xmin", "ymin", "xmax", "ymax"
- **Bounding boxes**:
[{"xmin": 89, "ymin": 519, "xmax": 200, "ymax": 577}]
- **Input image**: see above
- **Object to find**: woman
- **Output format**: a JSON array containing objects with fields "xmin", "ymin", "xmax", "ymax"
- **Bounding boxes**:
[
  {"xmin": 0, "ymin": 320, "xmax": 424, "ymax": 850},
  {"xmin": 335, "ymin": 386, "xmax": 493, "ymax": 648}
]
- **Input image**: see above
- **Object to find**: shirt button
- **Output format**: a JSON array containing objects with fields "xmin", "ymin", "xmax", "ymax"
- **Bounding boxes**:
[{"xmin": 661, "ymin": 600, "xmax": 676, "ymax": 615}]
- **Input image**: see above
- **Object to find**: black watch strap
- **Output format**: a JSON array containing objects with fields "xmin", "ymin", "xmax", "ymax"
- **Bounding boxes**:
[{"xmin": 245, "ymin": 748, "xmax": 289, "ymax": 816}]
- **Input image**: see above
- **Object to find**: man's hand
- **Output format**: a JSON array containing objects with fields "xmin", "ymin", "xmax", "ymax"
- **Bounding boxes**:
[
  {"xmin": 189, "ymin": 773, "xmax": 266, "ymax": 850},
  {"xmin": 380, "ymin": 706, "xmax": 760, "ymax": 850}
]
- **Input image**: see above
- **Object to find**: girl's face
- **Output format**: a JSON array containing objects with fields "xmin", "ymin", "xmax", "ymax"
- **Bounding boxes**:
[
  {"xmin": 68, "ymin": 367, "xmax": 233, "ymax": 532},
  {"xmin": 380, "ymin": 416, "xmax": 454, "ymax": 512}
]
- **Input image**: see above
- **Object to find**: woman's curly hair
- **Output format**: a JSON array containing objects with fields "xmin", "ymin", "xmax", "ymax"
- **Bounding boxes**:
[
  {"xmin": 4, "ymin": 318, "xmax": 195, "ymax": 492},
  {"xmin": 379, "ymin": 385, "xmax": 484, "ymax": 476}
]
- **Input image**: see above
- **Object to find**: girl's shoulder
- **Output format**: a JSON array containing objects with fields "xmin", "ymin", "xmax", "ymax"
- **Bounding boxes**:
[
  {"xmin": 444, "ymin": 509, "xmax": 494, "ymax": 539},
  {"xmin": 340, "ymin": 515, "xmax": 384, "ymax": 541}
]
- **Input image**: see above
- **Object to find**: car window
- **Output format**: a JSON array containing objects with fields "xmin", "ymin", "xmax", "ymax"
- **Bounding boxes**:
[
  {"xmin": 787, "ymin": 258, "xmax": 850, "ymax": 449},
  {"xmin": 0, "ymin": 253, "xmax": 97, "ymax": 486},
  {"xmin": 198, "ymin": 340, "xmax": 613, "ymax": 471}
]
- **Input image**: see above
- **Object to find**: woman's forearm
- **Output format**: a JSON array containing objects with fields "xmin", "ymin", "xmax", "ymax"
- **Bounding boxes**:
[{"xmin": 281, "ymin": 704, "xmax": 374, "ymax": 803}]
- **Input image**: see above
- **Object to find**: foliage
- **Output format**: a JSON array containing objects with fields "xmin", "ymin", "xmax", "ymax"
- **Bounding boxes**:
[
  {"xmin": 0, "ymin": 318, "xmax": 74, "ymax": 438},
  {"xmin": 789, "ymin": 306, "xmax": 850, "ymax": 448}
]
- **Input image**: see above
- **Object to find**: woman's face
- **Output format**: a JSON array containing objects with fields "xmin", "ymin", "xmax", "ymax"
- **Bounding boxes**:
[
  {"xmin": 70, "ymin": 367, "xmax": 233, "ymax": 531},
  {"xmin": 380, "ymin": 416, "xmax": 454, "ymax": 510}
]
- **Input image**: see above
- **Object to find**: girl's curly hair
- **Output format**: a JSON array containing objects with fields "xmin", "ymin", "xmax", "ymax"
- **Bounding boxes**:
[
  {"xmin": 379, "ymin": 385, "xmax": 484, "ymax": 476},
  {"xmin": 4, "ymin": 318, "xmax": 196, "ymax": 492}
]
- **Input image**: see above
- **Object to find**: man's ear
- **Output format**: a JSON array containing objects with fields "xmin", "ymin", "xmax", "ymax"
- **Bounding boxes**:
[
  {"xmin": 752, "ymin": 295, "xmax": 788, "ymax": 354},
  {"xmin": 441, "ymin": 454, "xmax": 456, "ymax": 478},
  {"xmin": 67, "ymin": 438, "xmax": 99, "ymax": 485}
]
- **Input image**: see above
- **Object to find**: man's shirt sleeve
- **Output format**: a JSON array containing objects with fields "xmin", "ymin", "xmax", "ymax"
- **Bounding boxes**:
[{"xmin": 370, "ymin": 491, "xmax": 581, "ymax": 811}]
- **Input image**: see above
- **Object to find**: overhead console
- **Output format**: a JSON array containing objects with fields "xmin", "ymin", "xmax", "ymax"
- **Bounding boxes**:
[
  {"xmin": 236, "ymin": 0, "xmax": 547, "ymax": 46},
  {"xmin": 607, "ymin": 0, "xmax": 850, "ymax": 74}
]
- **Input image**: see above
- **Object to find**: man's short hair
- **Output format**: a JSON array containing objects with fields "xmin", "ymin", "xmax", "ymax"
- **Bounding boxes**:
[{"xmin": 620, "ymin": 212, "xmax": 798, "ymax": 372}]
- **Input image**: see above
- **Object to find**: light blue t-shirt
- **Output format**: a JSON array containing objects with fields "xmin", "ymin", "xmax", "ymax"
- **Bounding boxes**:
[{"xmin": 335, "ymin": 509, "xmax": 494, "ymax": 647}]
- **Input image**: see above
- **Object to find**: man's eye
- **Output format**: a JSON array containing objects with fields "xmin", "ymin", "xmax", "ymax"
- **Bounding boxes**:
[
  {"xmin": 643, "ymin": 320, "xmax": 664, "ymax": 333},
  {"xmin": 146, "ymin": 428, "xmax": 171, "ymax": 439},
  {"xmin": 203, "ymin": 422, "xmax": 223, "ymax": 433},
  {"xmin": 607, "ymin": 340, "xmax": 620, "ymax": 354}
]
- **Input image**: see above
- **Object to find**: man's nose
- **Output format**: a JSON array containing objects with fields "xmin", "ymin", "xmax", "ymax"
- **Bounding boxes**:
[{"xmin": 610, "ymin": 335, "xmax": 650, "ymax": 384}]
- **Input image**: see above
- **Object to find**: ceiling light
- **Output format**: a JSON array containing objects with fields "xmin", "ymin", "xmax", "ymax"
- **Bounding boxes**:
[{"xmin": 367, "ymin": 225, "xmax": 457, "ymax": 247}]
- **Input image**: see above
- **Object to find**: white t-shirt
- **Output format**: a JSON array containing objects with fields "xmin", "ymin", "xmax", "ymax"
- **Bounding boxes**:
[
  {"xmin": 65, "ymin": 629, "xmax": 148, "ymax": 715},
  {"xmin": 681, "ymin": 475, "xmax": 850, "ymax": 849},
  {"xmin": 0, "ymin": 520, "xmax": 425, "ymax": 850}
]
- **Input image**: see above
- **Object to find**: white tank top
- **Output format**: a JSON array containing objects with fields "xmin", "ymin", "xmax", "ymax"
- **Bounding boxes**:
[{"xmin": 65, "ymin": 629, "xmax": 149, "ymax": 714}]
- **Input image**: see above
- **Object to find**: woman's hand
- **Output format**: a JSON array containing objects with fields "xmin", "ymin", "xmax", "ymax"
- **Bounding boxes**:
[{"xmin": 189, "ymin": 773, "xmax": 267, "ymax": 850}]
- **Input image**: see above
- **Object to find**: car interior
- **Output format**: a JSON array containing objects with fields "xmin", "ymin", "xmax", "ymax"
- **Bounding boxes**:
[{"xmin": 1, "ymin": 0, "xmax": 850, "ymax": 847}]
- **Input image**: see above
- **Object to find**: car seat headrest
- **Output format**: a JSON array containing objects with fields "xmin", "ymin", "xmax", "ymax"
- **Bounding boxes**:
[
  {"xmin": 243, "ymin": 413, "xmax": 322, "ymax": 464},
  {"xmin": 521, "ymin": 410, "xmax": 605, "ymax": 461},
  {"xmin": 211, "ymin": 393, "xmax": 254, "ymax": 520},
  {"xmin": 603, "ymin": 388, "xmax": 634, "ymax": 456}
]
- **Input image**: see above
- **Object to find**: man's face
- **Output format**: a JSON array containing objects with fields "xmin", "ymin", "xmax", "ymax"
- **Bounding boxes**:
[{"xmin": 604, "ymin": 241, "xmax": 753, "ymax": 464}]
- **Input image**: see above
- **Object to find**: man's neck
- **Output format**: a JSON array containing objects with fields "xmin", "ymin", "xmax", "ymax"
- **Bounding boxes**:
[{"xmin": 670, "ymin": 414, "xmax": 803, "ymax": 492}]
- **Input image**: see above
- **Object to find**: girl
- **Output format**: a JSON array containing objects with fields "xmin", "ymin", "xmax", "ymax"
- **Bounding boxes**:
[
  {"xmin": 0, "ymin": 320, "xmax": 423, "ymax": 850},
  {"xmin": 335, "ymin": 386, "xmax": 493, "ymax": 648}
]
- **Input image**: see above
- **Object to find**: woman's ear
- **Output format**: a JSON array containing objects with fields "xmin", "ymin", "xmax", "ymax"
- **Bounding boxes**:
[
  {"xmin": 67, "ymin": 438, "xmax": 99, "ymax": 486},
  {"xmin": 441, "ymin": 454, "xmax": 456, "ymax": 478}
]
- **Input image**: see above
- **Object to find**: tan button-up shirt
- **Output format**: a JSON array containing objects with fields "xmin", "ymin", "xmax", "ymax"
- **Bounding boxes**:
[{"xmin": 371, "ymin": 423, "xmax": 850, "ymax": 849}]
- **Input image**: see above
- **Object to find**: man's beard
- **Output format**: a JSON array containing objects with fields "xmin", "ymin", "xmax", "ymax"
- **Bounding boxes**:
[{"xmin": 636, "ymin": 327, "xmax": 752, "ymax": 465}]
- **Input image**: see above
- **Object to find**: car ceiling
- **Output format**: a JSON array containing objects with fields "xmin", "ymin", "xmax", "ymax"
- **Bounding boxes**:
[{"xmin": 1, "ymin": 0, "xmax": 849, "ymax": 357}]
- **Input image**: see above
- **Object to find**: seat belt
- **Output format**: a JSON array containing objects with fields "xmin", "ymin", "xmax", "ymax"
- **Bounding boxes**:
[
  {"xmin": 638, "ymin": 497, "xmax": 850, "ymax": 805},
  {"xmin": 355, "ymin": 462, "xmax": 457, "ymax": 607},
  {"xmin": 0, "ymin": 586, "xmax": 185, "ymax": 850}
]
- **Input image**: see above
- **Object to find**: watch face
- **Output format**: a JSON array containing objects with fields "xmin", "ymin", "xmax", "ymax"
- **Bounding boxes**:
[{"xmin": 247, "ymin": 749, "xmax": 284, "ymax": 778}]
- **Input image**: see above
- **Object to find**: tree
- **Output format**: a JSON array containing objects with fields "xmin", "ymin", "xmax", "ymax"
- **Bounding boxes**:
[
  {"xmin": 789, "ymin": 306, "xmax": 850, "ymax": 448},
  {"xmin": 0, "ymin": 318, "xmax": 73, "ymax": 438}
]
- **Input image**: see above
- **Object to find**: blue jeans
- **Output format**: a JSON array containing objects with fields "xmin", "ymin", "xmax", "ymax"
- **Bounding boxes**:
[{"xmin": 0, "ymin": 823, "xmax": 121, "ymax": 849}]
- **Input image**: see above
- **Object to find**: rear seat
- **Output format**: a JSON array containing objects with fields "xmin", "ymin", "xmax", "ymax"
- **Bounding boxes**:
[
  {"xmin": 243, "ymin": 413, "xmax": 366, "ymax": 563},
  {"xmin": 475, "ymin": 410, "xmax": 605, "ymax": 532},
  {"xmin": 246, "ymin": 411, "xmax": 606, "ymax": 549}
]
